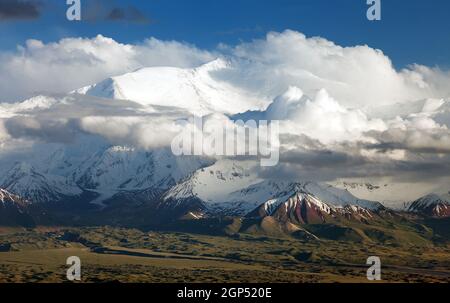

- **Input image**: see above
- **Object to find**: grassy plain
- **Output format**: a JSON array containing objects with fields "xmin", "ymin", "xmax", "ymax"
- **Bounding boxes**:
[{"xmin": 0, "ymin": 226, "xmax": 449, "ymax": 283}]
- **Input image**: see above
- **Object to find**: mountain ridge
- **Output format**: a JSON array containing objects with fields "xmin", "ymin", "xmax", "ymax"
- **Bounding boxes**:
[{"xmin": 0, "ymin": 59, "xmax": 449, "ymax": 229}]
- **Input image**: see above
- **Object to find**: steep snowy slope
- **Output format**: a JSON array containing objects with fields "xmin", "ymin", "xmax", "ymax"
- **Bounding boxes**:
[
  {"xmin": 229, "ymin": 180, "xmax": 383, "ymax": 214},
  {"xmin": 163, "ymin": 159, "xmax": 383, "ymax": 215},
  {"xmin": 0, "ymin": 95, "xmax": 59, "ymax": 118},
  {"xmin": 163, "ymin": 159, "xmax": 262, "ymax": 213},
  {"xmin": 0, "ymin": 147, "xmax": 212, "ymax": 206},
  {"xmin": 0, "ymin": 162, "xmax": 83, "ymax": 204},
  {"xmin": 0, "ymin": 95, "xmax": 58, "ymax": 112},
  {"xmin": 73, "ymin": 147, "xmax": 212, "ymax": 200},
  {"xmin": 249, "ymin": 192, "xmax": 377, "ymax": 225},
  {"xmin": 331, "ymin": 181, "xmax": 445, "ymax": 210},
  {"xmin": 407, "ymin": 193, "xmax": 450, "ymax": 217},
  {"xmin": 75, "ymin": 59, "xmax": 264, "ymax": 115}
]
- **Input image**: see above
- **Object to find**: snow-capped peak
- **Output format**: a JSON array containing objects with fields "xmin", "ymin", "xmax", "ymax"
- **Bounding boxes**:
[
  {"xmin": 74, "ymin": 59, "xmax": 262, "ymax": 115},
  {"xmin": 250, "ymin": 190, "xmax": 377, "ymax": 225},
  {"xmin": 264, "ymin": 86, "xmax": 306, "ymax": 120},
  {"xmin": 163, "ymin": 159, "xmax": 383, "ymax": 215},
  {"xmin": 195, "ymin": 58, "xmax": 230, "ymax": 73},
  {"xmin": 0, "ymin": 95, "xmax": 58, "ymax": 118},
  {"xmin": 407, "ymin": 193, "xmax": 450, "ymax": 217}
]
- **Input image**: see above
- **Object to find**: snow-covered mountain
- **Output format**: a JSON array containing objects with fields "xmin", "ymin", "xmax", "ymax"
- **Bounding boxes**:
[
  {"xmin": 0, "ymin": 162, "xmax": 83, "ymax": 204},
  {"xmin": 75, "ymin": 58, "xmax": 265, "ymax": 115},
  {"xmin": 0, "ymin": 58, "xmax": 448, "ymax": 223},
  {"xmin": 0, "ymin": 145, "xmax": 212, "ymax": 207},
  {"xmin": 73, "ymin": 147, "xmax": 211, "ymax": 194},
  {"xmin": 74, "ymin": 147, "xmax": 212, "ymax": 207},
  {"xmin": 406, "ymin": 193, "xmax": 450, "ymax": 218},
  {"xmin": 163, "ymin": 159, "xmax": 383, "ymax": 215},
  {"xmin": 0, "ymin": 95, "xmax": 59, "ymax": 118},
  {"xmin": 163, "ymin": 159, "xmax": 261, "ymax": 211},
  {"xmin": 249, "ymin": 192, "xmax": 377, "ymax": 225},
  {"xmin": 331, "ymin": 181, "xmax": 445, "ymax": 210},
  {"xmin": 227, "ymin": 180, "xmax": 383, "ymax": 215}
]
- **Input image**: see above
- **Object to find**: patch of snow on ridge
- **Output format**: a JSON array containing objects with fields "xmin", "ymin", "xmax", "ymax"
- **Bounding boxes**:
[
  {"xmin": 0, "ymin": 188, "xmax": 25, "ymax": 205},
  {"xmin": 0, "ymin": 95, "xmax": 58, "ymax": 118}
]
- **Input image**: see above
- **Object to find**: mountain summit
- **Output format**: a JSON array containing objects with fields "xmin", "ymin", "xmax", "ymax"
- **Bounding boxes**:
[
  {"xmin": 75, "ymin": 58, "xmax": 263, "ymax": 115},
  {"xmin": 407, "ymin": 194, "xmax": 450, "ymax": 218}
]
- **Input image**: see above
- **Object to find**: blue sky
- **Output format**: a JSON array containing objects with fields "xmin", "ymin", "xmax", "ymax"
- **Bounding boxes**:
[{"xmin": 0, "ymin": 0, "xmax": 449, "ymax": 68}]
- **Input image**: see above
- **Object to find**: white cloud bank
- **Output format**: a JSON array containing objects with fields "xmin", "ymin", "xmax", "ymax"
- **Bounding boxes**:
[
  {"xmin": 1, "ymin": 30, "xmax": 450, "ymax": 106},
  {"xmin": 265, "ymin": 86, "xmax": 387, "ymax": 144},
  {"xmin": 219, "ymin": 30, "xmax": 450, "ymax": 108},
  {"xmin": 1, "ymin": 30, "xmax": 450, "ymax": 184}
]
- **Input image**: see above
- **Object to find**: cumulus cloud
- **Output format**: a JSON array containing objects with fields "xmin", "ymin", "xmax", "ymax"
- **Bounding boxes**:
[
  {"xmin": 366, "ymin": 116, "xmax": 450, "ymax": 154},
  {"xmin": 402, "ymin": 65, "xmax": 450, "ymax": 99},
  {"xmin": 3, "ymin": 30, "xmax": 450, "ymax": 106},
  {"xmin": 4, "ymin": 116, "xmax": 76, "ymax": 143},
  {"xmin": 0, "ymin": 119, "xmax": 10, "ymax": 141},
  {"xmin": 267, "ymin": 87, "xmax": 387, "ymax": 144},
  {"xmin": 256, "ymin": 152, "xmax": 450, "ymax": 183},
  {"xmin": 1, "ymin": 84, "xmax": 449, "ymax": 184},
  {"xmin": 0, "ymin": 93, "xmax": 189, "ymax": 149},
  {"xmin": 1, "ymin": 30, "xmax": 450, "ymax": 185},
  {"xmin": 217, "ymin": 30, "xmax": 450, "ymax": 108},
  {"xmin": 79, "ymin": 115, "xmax": 184, "ymax": 150}
]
